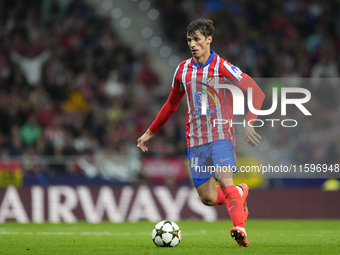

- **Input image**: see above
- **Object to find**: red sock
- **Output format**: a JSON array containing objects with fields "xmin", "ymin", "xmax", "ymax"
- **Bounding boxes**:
[
  {"xmin": 215, "ymin": 186, "xmax": 227, "ymax": 205},
  {"xmin": 223, "ymin": 185, "xmax": 245, "ymax": 228}
]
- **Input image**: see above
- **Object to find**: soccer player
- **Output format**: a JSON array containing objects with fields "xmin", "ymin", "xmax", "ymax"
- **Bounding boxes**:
[{"xmin": 137, "ymin": 18, "xmax": 265, "ymax": 247}]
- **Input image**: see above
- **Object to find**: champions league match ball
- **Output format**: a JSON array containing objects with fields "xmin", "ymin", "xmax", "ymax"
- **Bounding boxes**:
[{"xmin": 151, "ymin": 220, "xmax": 182, "ymax": 247}]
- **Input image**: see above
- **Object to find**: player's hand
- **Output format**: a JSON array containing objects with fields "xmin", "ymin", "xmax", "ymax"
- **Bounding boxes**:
[
  {"xmin": 137, "ymin": 129, "xmax": 154, "ymax": 152},
  {"xmin": 243, "ymin": 122, "xmax": 261, "ymax": 147}
]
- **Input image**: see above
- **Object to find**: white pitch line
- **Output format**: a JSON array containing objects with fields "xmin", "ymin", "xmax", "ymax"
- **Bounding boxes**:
[
  {"xmin": 0, "ymin": 231, "xmax": 144, "ymax": 236},
  {"xmin": 0, "ymin": 230, "xmax": 210, "ymax": 236},
  {"xmin": 80, "ymin": 232, "xmax": 111, "ymax": 235},
  {"xmin": 0, "ymin": 231, "xmax": 18, "ymax": 235},
  {"xmin": 37, "ymin": 232, "xmax": 74, "ymax": 235}
]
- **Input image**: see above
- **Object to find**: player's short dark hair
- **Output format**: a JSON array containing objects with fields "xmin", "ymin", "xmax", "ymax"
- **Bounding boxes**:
[{"xmin": 186, "ymin": 18, "xmax": 214, "ymax": 38}]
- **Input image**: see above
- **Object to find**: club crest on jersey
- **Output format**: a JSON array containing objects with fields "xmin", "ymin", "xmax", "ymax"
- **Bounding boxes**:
[{"xmin": 206, "ymin": 76, "xmax": 214, "ymax": 85}]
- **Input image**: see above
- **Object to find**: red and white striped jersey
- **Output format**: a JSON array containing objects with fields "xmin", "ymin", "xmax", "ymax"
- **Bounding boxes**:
[{"xmin": 171, "ymin": 51, "xmax": 261, "ymax": 148}]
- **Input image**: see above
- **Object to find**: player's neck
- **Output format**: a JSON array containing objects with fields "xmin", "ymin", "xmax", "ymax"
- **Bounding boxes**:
[{"xmin": 194, "ymin": 51, "xmax": 211, "ymax": 67}]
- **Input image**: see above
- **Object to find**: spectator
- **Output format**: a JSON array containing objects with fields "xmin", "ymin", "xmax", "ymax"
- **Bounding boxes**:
[
  {"xmin": 20, "ymin": 114, "xmax": 41, "ymax": 146},
  {"xmin": 10, "ymin": 50, "xmax": 50, "ymax": 86}
]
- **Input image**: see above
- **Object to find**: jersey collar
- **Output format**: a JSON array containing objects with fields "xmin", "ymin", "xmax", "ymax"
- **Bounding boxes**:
[{"xmin": 192, "ymin": 51, "xmax": 216, "ymax": 69}]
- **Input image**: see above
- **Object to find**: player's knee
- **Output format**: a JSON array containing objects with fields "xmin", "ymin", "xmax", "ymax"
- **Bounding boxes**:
[
  {"xmin": 216, "ymin": 177, "xmax": 234, "ymax": 188},
  {"xmin": 199, "ymin": 193, "xmax": 216, "ymax": 206}
]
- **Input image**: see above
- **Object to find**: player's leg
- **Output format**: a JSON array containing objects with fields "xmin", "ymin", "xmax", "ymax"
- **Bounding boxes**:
[
  {"xmin": 188, "ymin": 140, "xmax": 249, "ymax": 246},
  {"xmin": 213, "ymin": 181, "xmax": 249, "ymax": 219},
  {"xmin": 188, "ymin": 143, "xmax": 224, "ymax": 206},
  {"xmin": 193, "ymin": 176, "xmax": 245, "ymax": 208},
  {"xmin": 211, "ymin": 140, "xmax": 249, "ymax": 247},
  {"xmin": 238, "ymin": 183, "xmax": 249, "ymax": 222},
  {"xmin": 216, "ymin": 170, "xmax": 245, "ymax": 231},
  {"xmin": 217, "ymin": 174, "xmax": 249, "ymax": 247},
  {"xmin": 194, "ymin": 177, "xmax": 228, "ymax": 206},
  {"xmin": 194, "ymin": 177, "xmax": 217, "ymax": 205},
  {"xmin": 216, "ymin": 181, "xmax": 249, "ymax": 221}
]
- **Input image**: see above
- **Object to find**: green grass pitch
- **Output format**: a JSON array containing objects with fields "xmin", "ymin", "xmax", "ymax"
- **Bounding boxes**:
[{"xmin": 0, "ymin": 220, "xmax": 339, "ymax": 255}]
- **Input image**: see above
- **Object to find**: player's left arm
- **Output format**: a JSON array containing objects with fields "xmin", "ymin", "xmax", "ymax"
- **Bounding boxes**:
[
  {"xmin": 222, "ymin": 62, "xmax": 265, "ymax": 146},
  {"xmin": 238, "ymin": 74, "xmax": 265, "ymax": 147}
]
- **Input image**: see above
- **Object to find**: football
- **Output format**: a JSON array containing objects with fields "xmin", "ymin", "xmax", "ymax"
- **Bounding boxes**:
[{"xmin": 151, "ymin": 220, "xmax": 182, "ymax": 247}]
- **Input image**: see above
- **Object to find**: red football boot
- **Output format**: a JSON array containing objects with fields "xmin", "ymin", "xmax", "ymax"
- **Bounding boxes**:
[{"xmin": 230, "ymin": 227, "xmax": 249, "ymax": 247}]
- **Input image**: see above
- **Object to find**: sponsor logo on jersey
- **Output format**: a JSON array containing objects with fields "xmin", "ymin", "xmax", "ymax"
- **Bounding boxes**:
[{"xmin": 224, "ymin": 63, "xmax": 243, "ymax": 81}]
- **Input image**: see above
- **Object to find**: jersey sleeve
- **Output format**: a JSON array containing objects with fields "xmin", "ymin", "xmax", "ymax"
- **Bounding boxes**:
[
  {"xmin": 171, "ymin": 64, "xmax": 185, "ymax": 92},
  {"xmin": 148, "ymin": 88, "xmax": 185, "ymax": 133},
  {"xmin": 149, "ymin": 63, "xmax": 185, "ymax": 133},
  {"xmin": 221, "ymin": 61, "xmax": 265, "ymax": 123}
]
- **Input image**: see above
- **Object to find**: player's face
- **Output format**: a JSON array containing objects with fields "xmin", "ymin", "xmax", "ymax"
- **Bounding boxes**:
[{"xmin": 186, "ymin": 31, "xmax": 212, "ymax": 58}]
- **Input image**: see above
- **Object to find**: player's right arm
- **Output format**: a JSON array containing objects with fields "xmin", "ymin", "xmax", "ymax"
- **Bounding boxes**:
[
  {"xmin": 137, "ymin": 64, "xmax": 185, "ymax": 152},
  {"xmin": 137, "ymin": 89, "xmax": 185, "ymax": 152},
  {"xmin": 137, "ymin": 88, "xmax": 185, "ymax": 152},
  {"xmin": 137, "ymin": 128, "xmax": 154, "ymax": 152}
]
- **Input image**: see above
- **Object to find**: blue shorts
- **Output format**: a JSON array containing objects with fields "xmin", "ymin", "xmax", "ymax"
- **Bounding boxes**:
[{"xmin": 188, "ymin": 139, "xmax": 238, "ymax": 187}]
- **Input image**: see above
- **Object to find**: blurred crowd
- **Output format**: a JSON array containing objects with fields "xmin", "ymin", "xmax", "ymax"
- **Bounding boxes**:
[
  {"xmin": 0, "ymin": 0, "xmax": 179, "ymax": 179},
  {"xmin": 155, "ymin": 0, "xmax": 340, "ymax": 78},
  {"xmin": 0, "ymin": 0, "xmax": 339, "ymax": 180}
]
